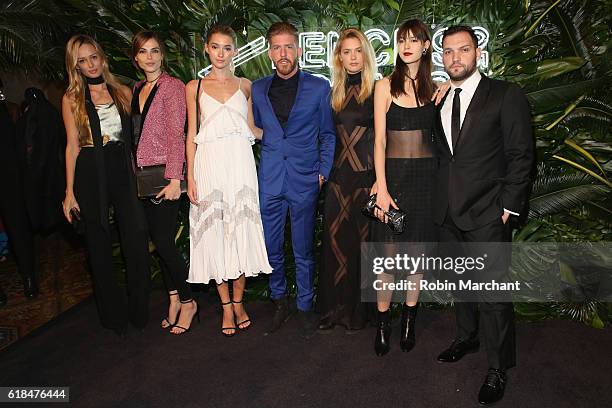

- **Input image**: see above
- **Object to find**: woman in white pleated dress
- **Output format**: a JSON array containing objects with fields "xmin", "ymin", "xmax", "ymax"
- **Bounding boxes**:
[{"xmin": 185, "ymin": 25, "xmax": 272, "ymax": 337}]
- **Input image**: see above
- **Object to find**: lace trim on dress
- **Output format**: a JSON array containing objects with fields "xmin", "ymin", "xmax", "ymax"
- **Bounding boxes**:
[{"xmin": 189, "ymin": 185, "xmax": 263, "ymax": 248}]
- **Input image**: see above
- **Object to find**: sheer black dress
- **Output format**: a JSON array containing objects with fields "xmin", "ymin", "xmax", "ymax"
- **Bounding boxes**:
[
  {"xmin": 317, "ymin": 72, "xmax": 374, "ymax": 329},
  {"xmin": 370, "ymin": 95, "xmax": 437, "ymax": 245}
]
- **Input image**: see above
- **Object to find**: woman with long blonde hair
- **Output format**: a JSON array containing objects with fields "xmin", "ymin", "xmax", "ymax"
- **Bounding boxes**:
[
  {"xmin": 316, "ymin": 28, "xmax": 377, "ymax": 334},
  {"xmin": 61, "ymin": 34, "xmax": 150, "ymax": 337}
]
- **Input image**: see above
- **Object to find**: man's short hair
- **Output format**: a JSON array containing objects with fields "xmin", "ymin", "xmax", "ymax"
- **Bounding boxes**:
[
  {"xmin": 442, "ymin": 25, "xmax": 479, "ymax": 48},
  {"xmin": 266, "ymin": 21, "xmax": 299, "ymax": 44}
]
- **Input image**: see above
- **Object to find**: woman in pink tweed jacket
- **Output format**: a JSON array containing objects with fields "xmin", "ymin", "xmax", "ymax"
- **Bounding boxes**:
[{"xmin": 131, "ymin": 30, "xmax": 197, "ymax": 335}]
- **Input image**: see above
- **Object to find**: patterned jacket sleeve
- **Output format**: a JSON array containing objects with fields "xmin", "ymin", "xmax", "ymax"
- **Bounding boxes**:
[{"xmin": 163, "ymin": 78, "xmax": 187, "ymax": 180}]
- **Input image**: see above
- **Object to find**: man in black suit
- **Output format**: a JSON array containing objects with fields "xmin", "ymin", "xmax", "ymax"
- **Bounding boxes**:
[
  {"xmin": 0, "ymin": 77, "xmax": 39, "ymax": 304},
  {"xmin": 433, "ymin": 26, "xmax": 534, "ymax": 405}
]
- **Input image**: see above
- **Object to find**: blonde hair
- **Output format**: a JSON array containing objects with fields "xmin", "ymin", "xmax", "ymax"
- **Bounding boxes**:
[
  {"xmin": 331, "ymin": 28, "xmax": 377, "ymax": 112},
  {"xmin": 64, "ymin": 35, "xmax": 130, "ymax": 136}
]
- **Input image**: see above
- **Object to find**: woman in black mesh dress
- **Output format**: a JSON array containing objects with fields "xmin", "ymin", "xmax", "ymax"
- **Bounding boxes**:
[
  {"xmin": 371, "ymin": 19, "xmax": 441, "ymax": 356},
  {"xmin": 316, "ymin": 28, "xmax": 377, "ymax": 333}
]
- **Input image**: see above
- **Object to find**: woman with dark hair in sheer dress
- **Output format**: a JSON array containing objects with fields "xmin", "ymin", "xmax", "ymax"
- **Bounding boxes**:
[{"xmin": 371, "ymin": 19, "xmax": 445, "ymax": 356}]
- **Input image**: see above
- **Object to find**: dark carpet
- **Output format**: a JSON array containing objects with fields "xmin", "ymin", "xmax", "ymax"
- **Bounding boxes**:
[{"xmin": 1, "ymin": 290, "xmax": 610, "ymax": 408}]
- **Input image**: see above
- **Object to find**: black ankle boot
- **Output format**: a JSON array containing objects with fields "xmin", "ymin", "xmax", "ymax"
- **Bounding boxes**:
[
  {"xmin": 374, "ymin": 310, "xmax": 391, "ymax": 356},
  {"xmin": 400, "ymin": 303, "xmax": 418, "ymax": 352}
]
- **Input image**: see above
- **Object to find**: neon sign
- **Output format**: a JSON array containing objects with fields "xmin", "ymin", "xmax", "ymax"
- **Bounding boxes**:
[{"xmin": 198, "ymin": 26, "xmax": 490, "ymax": 83}]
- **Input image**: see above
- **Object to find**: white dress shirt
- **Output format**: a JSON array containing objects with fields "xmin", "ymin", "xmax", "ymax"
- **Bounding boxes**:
[
  {"xmin": 440, "ymin": 69, "xmax": 518, "ymax": 216},
  {"xmin": 440, "ymin": 69, "xmax": 482, "ymax": 154}
]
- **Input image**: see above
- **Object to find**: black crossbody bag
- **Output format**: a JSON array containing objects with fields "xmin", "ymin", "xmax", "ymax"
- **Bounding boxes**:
[{"xmin": 134, "ymin": 79, "xmax": 203, "ymax": 199}]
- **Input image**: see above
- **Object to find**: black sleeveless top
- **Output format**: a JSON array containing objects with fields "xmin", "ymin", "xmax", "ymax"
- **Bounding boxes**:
[
  {"xmin": 370, "ymin": 88, "xmax": 437, "ymax": 244},
  {"xmin": 385, "ymin": 101, "xmax": 435, "ymax": 159}
]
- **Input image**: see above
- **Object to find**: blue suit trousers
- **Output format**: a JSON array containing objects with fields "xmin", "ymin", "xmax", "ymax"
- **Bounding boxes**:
[{"xmin": 260, "ymin": 176, "xmax": 318, "ymax": 311}]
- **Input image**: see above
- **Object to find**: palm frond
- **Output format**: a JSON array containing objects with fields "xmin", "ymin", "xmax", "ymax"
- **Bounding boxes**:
[
  {"xmin": 526, "ymin": 78, "xmax": 604, "ymax": 114},
  {"xmin": 529, "ymin": 164, "xmax": 609, "ymax": 218}
]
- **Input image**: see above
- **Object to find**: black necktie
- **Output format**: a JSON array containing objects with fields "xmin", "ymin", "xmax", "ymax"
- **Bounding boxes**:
[{"xmin": 451, "ymin": 88, "xmax": 462, "ymax": 150}]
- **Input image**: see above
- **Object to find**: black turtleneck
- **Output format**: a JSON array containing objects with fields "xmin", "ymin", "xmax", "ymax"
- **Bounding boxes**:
[
  {"xmin": 347, "ymin": 71, "xmax": 362, "ymax": 86},
  {"xmin": 268, "ymin": 70, "xmax": 299, "ymax": 128}
]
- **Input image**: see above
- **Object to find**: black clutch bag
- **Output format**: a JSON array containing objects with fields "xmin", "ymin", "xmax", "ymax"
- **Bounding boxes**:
[
  {"xmin": 361, "ymin": 193, "xmax": 407, "ymax": 234},
  {"xmin": 135, "ymin": 164, "xmax": 187, "ymax": 199},
  {"xmin": 70, "ymin": 207, "xmax": 86, "ymax": 235}
]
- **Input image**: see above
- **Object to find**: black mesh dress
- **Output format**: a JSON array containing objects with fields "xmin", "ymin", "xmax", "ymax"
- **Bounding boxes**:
[
  {"xmin": 370, "ymin": 96, "xmax": 437, "ymax": 244},
  {"xmin": 316, "ymin": 72, "xmax": 375, "ymax": 329}
]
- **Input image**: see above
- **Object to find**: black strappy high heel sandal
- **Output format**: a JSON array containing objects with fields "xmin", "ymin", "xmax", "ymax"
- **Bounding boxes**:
[
  {"xmin": 170, "ymin": 299, "xmax": 200, "ymax": 335},
  {"xmin": 221, "ymin": 301, "xmax": 237, "ymax": 337},
  {"xmin": 161, "ymin": 292, "xmax": 180, "ymax": 329},
  {"xmin": 232, "ymin": 299, "xmax": 252, "ymax": 331}
]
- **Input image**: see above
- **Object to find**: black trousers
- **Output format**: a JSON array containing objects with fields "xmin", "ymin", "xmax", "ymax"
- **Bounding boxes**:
[
  {"xmin": 0, "ymin": 178, "xmax": 36, "ymax": 284},
  {"xmin": 439, "ymin": 214, "xmax": 516, "ymax": 370},
  {"xmin": 142, "ymin": 199, "xmax": 191, "ymax": 302},
  {"xmin": 1, "ymin": 117, "xmax": 36, "ymax": 285},
  {"xmin": 74, "ymin": 144, "xmax": 150, "ymax": 330}
]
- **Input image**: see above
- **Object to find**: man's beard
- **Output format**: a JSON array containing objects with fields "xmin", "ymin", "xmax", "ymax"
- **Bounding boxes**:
[
  {"xmin": 447, "ymin": 61, "xmax": 477, "ymax": 82},
  {"xmin": 275, "ymin": 58, "xmax": 298, "ymax": 76}
]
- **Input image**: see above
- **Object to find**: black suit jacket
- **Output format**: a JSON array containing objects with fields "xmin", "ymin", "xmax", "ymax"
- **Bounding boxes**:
[
  {"xmin": 433, "ymin": 76, "xmax": 534, "ymax": 231},
  {"xmin": 16, "ymin": 98, "xmax": 65, "ymax": 232}
]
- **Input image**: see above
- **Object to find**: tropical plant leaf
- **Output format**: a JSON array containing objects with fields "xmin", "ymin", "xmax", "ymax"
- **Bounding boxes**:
[
  {"xmin": 524, "ymin": 0, "xmax": 562, "ymax": 38},
  {"xmin": 392, "ymin": 0, "xmax": 425, "ymax": 29},
  {"xmin": 529, "ymin": 57, "xmax": 585, "ymax": 82},
  {"xmin": 529, "ymin": 164, "xmax": 610, "ymax": 218},
  {"xmin": 529, "ymin": 183, "xmax": 609, "ymax": 219},
  {"xmin": 526, "ymin": 78, "xmax": 604, "ymax": 114},
  {"xmin": 564, "ymin": 138, "xmax": 607, "ymax": 177},
  {"xmin": 553, "ymin": 155, "xmax": 612, "ymax": 188}
]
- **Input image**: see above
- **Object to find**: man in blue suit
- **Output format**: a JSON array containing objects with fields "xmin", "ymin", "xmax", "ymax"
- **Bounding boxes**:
[{"xmin": 252, "ymin": 22, "xmax": 336, "ymax": 338}]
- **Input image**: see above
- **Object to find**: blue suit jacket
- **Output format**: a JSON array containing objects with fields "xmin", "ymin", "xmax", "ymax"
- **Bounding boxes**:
[{"xmin": 252, "ymin": 71, "xmax": 336, "ymax": 196}]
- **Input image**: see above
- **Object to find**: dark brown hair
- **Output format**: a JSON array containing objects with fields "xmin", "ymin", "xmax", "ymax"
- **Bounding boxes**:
[
  {"xmin": 389, "ymin": 19, "xmax": 434, "ymax": 104},
  {"xmin": 442, "ymin": 25, "xmax": 479, "ymax": 49},
  {"xmin": 131, "ymin": 30, "xmax": 166, "ymax": 70},
  {"xmin": 266, "ymin": 21, "xmax": 298, "ymax": 44},
  {"xmin": 206, "ymin": 25, "xmax": 237, "ymax": 46}
]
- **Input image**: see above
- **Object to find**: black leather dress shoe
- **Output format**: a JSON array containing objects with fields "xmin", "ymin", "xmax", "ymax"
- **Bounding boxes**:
[
  {"xmin": 299, "ymin": 310, "xmax": 318, "ymax": 339},
  {"xmin": 317, "ymin": 317, "xmax": 335, "ymax": 332},
  {"xmin": 23, "ymin": 277, "xmax": 39, "ymax": 299},
  {"xmin": 345, "ymin": 323, "xmax": 365, "ymax": 335},
  {"xmin": 267, "ymin": 296, "xmax": 292, "ymax": 334},
  {"xmin": 437, "ymin": 338, "xmax": 480, "ymax": 362},
  {"xmin": 478, "ymin": 368, "xmax": 507, "ymax": 405}
]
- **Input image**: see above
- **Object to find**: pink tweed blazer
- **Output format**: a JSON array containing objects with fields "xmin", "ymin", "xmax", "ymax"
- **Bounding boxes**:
[{"xmin": 134, "ymin": 73, "xmax": 186, "ymax": 180}]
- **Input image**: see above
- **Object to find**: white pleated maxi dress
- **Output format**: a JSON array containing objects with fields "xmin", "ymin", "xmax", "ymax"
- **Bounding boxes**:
[{"xmin": 188, "ymin": 84, "xmax": 272, "ymax": 284}]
